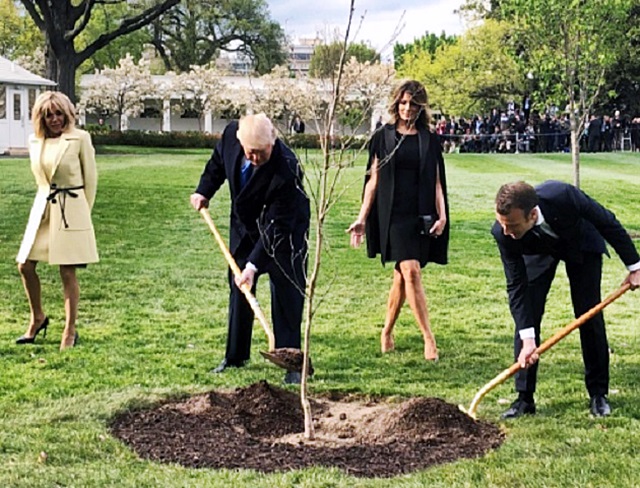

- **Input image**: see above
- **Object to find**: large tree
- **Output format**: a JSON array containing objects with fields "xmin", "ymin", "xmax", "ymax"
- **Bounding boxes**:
[
  {"xmin": 393, "ymin": 31, "xmax": 457, "ymax": 70},
  {"xmin": 76, "ymin": 2, "xmax": 151, "ymax": 74},
  {"xmin": 598, "ymin": 3, "xmax": 640, "ymax": 115},
  {"xmin": 150, "ymin": 0, "xmax": 286, "ymax": 74},
  {"xmin": 0, "ymin": 0, "xmax": 42, "ymax": 61},
  {"xmin": 19, "ymin": 0, "xmax": 180, "ymax": 102},
  {"xmin": 308, "ymin": 41, "xmax": 379, "ymax": 80},
  {"xmin": 398, "ymin": 19, "xmax": 522, "ymax": 117},
  {"xmin": 462, "ymin": 0, "xmax": 632, "ymax": 187}
]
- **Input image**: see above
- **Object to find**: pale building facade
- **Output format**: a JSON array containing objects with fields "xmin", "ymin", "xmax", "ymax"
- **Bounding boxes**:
[{"xmin": 0, "ymin": 56, "xmax": 56, "ymax": 154}]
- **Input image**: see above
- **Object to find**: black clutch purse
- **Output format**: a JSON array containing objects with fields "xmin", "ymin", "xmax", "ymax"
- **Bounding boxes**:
[{"xmin": 418, "ymin": 215, "xmax": 435, "ymax": 236}]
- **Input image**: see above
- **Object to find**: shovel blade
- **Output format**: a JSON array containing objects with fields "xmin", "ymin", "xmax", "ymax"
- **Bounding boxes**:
[{"xmin": 260, "ymin": 348, "xmax": 310, "ymax": 373}]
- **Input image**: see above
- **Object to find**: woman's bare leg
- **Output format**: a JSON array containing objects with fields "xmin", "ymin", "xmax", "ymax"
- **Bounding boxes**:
[
  {"xmin": 17, "ymin": 260, "xmax": 46, "ymax": 337},
  {"xmin": 398, "ymin": 260, "xmax": 438, "ymax": 360},
  {"xmin": 59, "ymin": 265, "xmax": 79, "ymax": 349},
  {"xmin": 381, "ymin": 268, "xmax": 405, "ymax": 352}
]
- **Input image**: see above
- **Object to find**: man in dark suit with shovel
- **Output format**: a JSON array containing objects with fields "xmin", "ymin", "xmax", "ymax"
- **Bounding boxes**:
[
  {"xmin": 190, "ymin": 114, "xmax": 310, "ymax": 384},
  {"xmin": 492, "ymin": 180, "xmax": 640, "ymax": 418}
]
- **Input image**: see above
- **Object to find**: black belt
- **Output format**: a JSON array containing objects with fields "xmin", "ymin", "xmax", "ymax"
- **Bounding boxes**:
[{"xmin": 47, "ymin": 184, "xmax": 84, "ymax": 229}]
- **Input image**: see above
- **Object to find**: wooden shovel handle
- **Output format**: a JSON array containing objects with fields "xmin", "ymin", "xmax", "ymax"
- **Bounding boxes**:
[
  {"xmin": 199, "ymin": 207, "xmax": 276, "ymax": 351},
  {"xmin": 466, "ymin": 283, "xmax": 631, "ymax": 418},
  {"xmin": 535, "ymin": 283, "xmax": 630, "ymax": 355}
]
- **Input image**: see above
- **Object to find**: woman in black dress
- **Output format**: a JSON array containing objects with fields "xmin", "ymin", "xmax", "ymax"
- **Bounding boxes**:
[{"xmin": 347, "ymin": 80, "xmax": 449, "ymax": 361}]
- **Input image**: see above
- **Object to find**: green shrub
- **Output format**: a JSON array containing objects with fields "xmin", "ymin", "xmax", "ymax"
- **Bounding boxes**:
[
  {"xmin": 89, "ymin": 130, "xmax": 220, "ymax": 149},
  {"xmin": 87, "ymin": 129, "xmax": 370, "ymax": 151}
]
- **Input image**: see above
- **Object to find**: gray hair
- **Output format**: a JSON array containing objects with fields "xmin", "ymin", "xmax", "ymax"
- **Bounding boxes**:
[{"xmin": 237, "ymin": 113, "xmax": 276, "ymax": 149}]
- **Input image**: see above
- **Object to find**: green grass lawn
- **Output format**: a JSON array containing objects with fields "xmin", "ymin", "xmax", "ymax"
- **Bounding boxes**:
[{"xmin": 1, "ymin": 148, "xmax": 639, "ymax": 487}]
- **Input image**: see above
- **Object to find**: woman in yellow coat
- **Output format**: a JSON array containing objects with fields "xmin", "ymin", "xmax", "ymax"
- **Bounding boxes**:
[{"xmin": 15, "ymin": 91, "xmax": 98, "ymax": 350}]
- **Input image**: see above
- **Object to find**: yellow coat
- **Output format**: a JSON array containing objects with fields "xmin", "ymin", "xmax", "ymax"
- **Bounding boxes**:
[{"xmin": 16, "ymin": 128, "xmax": 99, "ymax": 265}]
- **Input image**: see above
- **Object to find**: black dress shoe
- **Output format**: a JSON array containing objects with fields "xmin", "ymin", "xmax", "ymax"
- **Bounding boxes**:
[
  {"xmin": 210, "ymin": 358, "xmax": 245, "ymax": 374},
  {"xmin": 16, "ymin": 317, "xmax": 49, "ymax": 345},
  {"xmin": 501, "ymin": 398, "xmax": 536, "ymax": 419},
  {"xmin": 590, "ymin": 395, "xmax": 611, "ymax": 417},
  {"xmin": 283, "ymin": 371, "xmax": 301, "ymax": 384}
]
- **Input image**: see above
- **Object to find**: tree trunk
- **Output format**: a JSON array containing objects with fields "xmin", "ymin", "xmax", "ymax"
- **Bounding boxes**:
[
  {"xmin": 300, "ymin": 166, "xmax": 330, "ymax": 441},
  {"xmin": 570, "ymin": 114, "xmax": 580, "ymax": 188},
  {"xmin": 45, "ymin": 40, "xmax": 58, "ymax": 87},
  {"xmin": 45, "ymin": 36, "xmax": 79, "ymax": 103},
  {"xmin": 57, "ymin": 54, "xmax": 79, "ymax": 103},
  {"xmin": 24, "ymin": 0, "xmax": 180, "ymax": 105}
]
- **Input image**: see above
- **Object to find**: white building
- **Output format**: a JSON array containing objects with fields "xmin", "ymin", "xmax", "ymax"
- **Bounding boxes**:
[
  {"xmin": 215, "ymin": 38, "xmax": 319, "ymax": 75},
  {"xmin": 0, "ymin": 56, "xmax": 56, "ymax": 154},
  {"xmin": 287, "ymin": 38, "xmax": 320, "ymax": 74}
]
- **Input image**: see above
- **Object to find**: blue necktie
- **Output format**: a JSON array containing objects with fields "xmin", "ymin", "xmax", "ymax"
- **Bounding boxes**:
[{"xmin": 240, "ymin": 162, "xmax": 253, "ymax": 189}]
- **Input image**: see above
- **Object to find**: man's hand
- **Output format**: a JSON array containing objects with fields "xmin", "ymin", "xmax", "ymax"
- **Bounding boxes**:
[
  {"xmin": 518, "ymin": 338, "xmax": 539, "ymax": 368},
  {"xmin": 623, "ymin": 269, "xmax": 640, "ymax": 290},
  {"xmin": 190, "ymin": 193, "xmax": 209, "ymax": 211},
  {"xmin": 235, "ymin": 266, "xmax": 256, "ymax": 290}
]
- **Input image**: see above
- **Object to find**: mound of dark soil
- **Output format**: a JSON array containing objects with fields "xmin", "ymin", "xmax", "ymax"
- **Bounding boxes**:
[{"xmin": 110, "ymin": 381, "xmax": 504, "ymax": 478}]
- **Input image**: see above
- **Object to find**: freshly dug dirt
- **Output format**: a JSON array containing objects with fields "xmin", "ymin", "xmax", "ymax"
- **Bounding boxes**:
[{"xmin": 110, "ymin": 381, "xmax": 504, "ymax": 478}]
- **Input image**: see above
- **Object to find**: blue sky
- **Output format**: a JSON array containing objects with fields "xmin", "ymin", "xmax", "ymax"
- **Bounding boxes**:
[{"xmin": 267, "ymin": 0, "xmax": 465, "ymax": 59}]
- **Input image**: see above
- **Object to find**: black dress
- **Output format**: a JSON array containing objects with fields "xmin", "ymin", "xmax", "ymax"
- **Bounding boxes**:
[
  {"xmin": 364, "ymin": 124, "xmax": 449, "ymax": 268},
  {"xmin": 388, "ymin": 132, "xmax": 426, "ymax": 262}
]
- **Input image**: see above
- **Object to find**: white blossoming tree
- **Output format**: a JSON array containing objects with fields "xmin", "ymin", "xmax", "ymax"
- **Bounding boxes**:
[
  {"xmin": 175, "ymin": 64, "xmax": 225, "ymax": 132},
  {"xmin": 79, "ymin": 54, "xmax": 152, "ymax": 131},
  {"xmin": 248, "ymin": 65, "xmax": 306, "ymax": 134}
]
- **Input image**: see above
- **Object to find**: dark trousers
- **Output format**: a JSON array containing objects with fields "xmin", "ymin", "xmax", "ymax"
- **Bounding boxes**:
[
  {"xmin": 514, "ymin": 252, "xmax": 609, "ymax": 397},
  {"xmin": 225, "ymin": 240, "xmax": 307, "ymax": 362}
]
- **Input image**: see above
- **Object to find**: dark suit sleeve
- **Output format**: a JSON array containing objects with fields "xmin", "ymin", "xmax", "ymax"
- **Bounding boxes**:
[
  {"xmin": 248, "ymin": 158, "xmax": 308, "ymax": 270},
  {"xmin": 565, "ymin": 185, "xmax": 640, "ymax": 265},
  {"xmin": 195, "ymin": 127, "xmax": 231, "ymax": 198},
  {"xmin": 492, "ymin": 222, "xmax": 536, "ymax": 335}
]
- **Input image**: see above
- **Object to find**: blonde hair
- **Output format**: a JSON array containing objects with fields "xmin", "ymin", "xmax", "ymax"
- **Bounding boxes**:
[
  {"xmin": 237, "ymin": 113, "xmax": 276, "ymax": 149},
  {"xmin": 32, "ymin": 91, "xmax": 76, "ymax": 138}
]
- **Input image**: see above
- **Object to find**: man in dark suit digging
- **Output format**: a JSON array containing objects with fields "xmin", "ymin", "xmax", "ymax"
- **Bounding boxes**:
[
  {"xmin": 190, "ymin": 114, "xmax": 310, "ymax": 384},
  {"xmin": 492, "ymin": 180, "xmax": 639, "ymax": 418}
]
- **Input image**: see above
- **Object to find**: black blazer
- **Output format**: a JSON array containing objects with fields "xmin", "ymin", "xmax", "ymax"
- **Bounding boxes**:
[
  {"xmin": 195, "ymin": 121, "xmax": 310, "ymax": 270},
  {"xmin": 364, "ymin": 123, "xmax": 450, "ymax": 266},
  {"xmin": 492, "ymin": 180, "xmax": 640, "ymax": 333}
]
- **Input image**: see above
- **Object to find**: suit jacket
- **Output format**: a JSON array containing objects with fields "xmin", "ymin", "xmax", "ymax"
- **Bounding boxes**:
[
  {"xmin": 17, "ymin": 128, "xmax": 98, "ymax": 265},
  {"xmin": 492, "ymin": 180, "xmax": 640, "ymax": 334},
  {"xmin": 365, "ymin": 123, "xmax": 449, "ymax": 266},
  {"xmin": 195, "ymin": 121, "xmax": 309, "ymax": 270}
]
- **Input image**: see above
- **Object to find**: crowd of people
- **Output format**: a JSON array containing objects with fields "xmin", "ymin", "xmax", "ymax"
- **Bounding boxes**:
[{"xmin": 435, "ymin": 106, "xmax": 640, "ymax": 154}]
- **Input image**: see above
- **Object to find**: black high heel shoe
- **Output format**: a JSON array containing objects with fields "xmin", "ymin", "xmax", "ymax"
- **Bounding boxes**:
[{"xmin": 16, "ymin": 317, "xmax": 49, "ymax": 344}]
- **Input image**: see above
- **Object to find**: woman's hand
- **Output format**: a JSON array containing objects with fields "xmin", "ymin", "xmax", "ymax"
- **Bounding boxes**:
[
  {"xmin": 429, "ymin": 218, "xmax": 447, "ymax": 238},
  {"xmin": 346, "ymin": 220, "xmax": 366, "ymax": 248}
]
